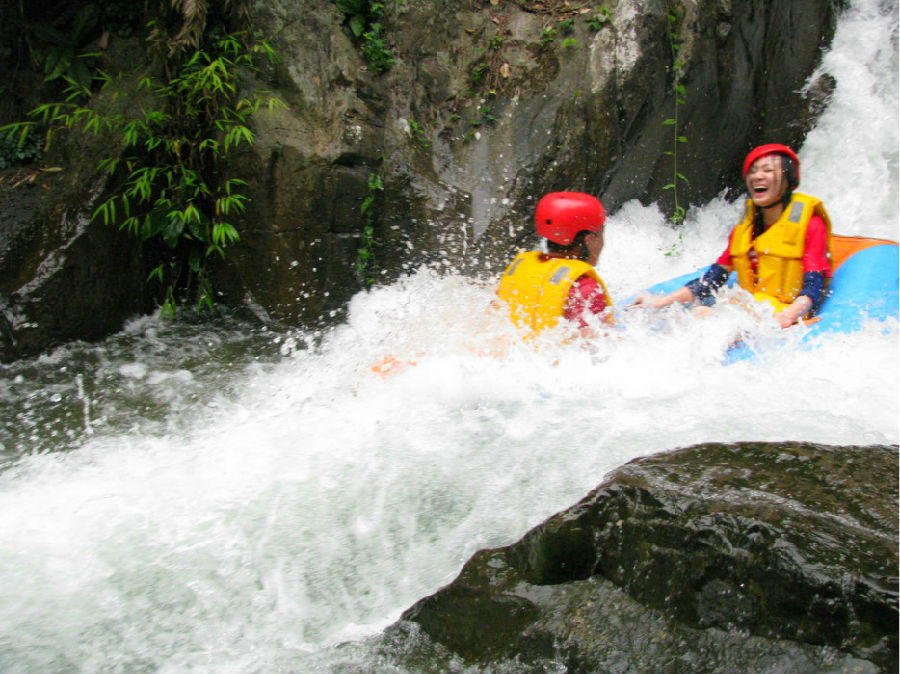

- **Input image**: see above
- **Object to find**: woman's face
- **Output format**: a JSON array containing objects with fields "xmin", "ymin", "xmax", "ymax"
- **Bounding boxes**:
[{"xmin": 745, "ymin": 154, "xmax": 787, "ymax": 207}]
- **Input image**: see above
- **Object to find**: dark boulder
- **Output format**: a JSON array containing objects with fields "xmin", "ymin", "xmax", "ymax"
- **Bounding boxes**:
[{"xmin": 389, "ymin": 442, "xmax": 898, "ymax": 673}]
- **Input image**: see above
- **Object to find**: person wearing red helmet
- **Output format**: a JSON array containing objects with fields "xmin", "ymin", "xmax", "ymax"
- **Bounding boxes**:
[
  {"xmin": 633, "ymin": 144, "xmax": 832, "ymax": 327},
  {"xmin": 496, "ymin": 192, "xmax": 613, "ymax": 339}
]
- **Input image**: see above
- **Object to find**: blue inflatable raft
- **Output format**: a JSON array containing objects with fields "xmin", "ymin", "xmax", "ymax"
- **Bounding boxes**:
[{"xmin": 630, "ymin": 235, "xmax": 899, "ymax": 360}]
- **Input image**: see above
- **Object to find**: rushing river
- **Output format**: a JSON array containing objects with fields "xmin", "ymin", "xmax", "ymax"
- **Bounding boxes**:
[{"xmin": 0, "ymin": 1, "xmax": 897, "ymax": 672}]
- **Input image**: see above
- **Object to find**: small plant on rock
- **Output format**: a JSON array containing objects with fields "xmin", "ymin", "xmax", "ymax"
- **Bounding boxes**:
[
  {"xmin": 587, "ymin": 8, "xmax": 612, "ymax": 31},
  {"xmin": 335, "ymin": 0, "xmax": 395, "ymax": 73}
]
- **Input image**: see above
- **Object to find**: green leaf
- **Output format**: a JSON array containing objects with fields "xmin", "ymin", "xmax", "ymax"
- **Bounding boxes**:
[
  {"xmin": 349, "ymin": 14, "xmax": 367, "ymax": 36},
  {"xmin": 93, "ymin": 199, "xmax": 113, "ymax": 225},
  {"xmin": 188, "ymin": 250, "xmax": 203, "ymax": 272},
  {"xmin": 198, "ymin": 288, "xmax": 215, "ymax": 312},
  {"xmin": 121, "ymin": 215, "xmax": 140, "ymax": 236},
  {"xmin": 160, "ymin": 293, "xmax": 176, "ymax": 320},
  {"xmin": 212, "ymin": 222, "xmax": 239, "ymax": 246},
  {"xmin": 162, "ymin": 214, "xmax": 185, "ymax": 248},
  {"xmin": 44, "ymin": 46, "xmax": 75, "ymax": 81},
  {"xmin": 147, "ymin": 264, "xmax": 165, "ymax": 283}
]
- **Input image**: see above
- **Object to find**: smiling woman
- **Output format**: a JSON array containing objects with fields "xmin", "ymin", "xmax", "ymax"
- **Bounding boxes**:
[{"xmin": 631, "ymin": 143, "xmax": 833, "ymax": 328}]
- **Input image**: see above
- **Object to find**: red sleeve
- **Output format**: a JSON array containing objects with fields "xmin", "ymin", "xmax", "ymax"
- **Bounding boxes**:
[
  {"xmin": 714, "ymin": 229, "xmax": 736, "ymax": 267},
  {"xmin": 564, "ymin": 275, "xmax": 608, "ymax": 327},
  {"xmin": 803, "ymin": 215, "xmax": 832, "ymax": 276}
]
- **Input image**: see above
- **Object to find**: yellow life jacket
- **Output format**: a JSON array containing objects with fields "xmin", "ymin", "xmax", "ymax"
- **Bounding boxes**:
[
  {"xmin": 496, "ymin": 250, "xmax": 611, "ymax": 336},
  {"xmin": 729, "ymin": 193, "xmax": 832, "ymax": 305}
]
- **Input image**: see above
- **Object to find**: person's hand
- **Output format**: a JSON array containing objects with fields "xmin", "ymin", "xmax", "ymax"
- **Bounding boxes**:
[
  {"xmin": 774, "ymin": 296, "xmax": 812, "ymax": 329},
  {"xmin": 773, "ymin": 311, "xmax": 797, "ymax": 328},
  {"xmin": 631, "ymin": 292, "xmax": 669, "ymax": 309}
]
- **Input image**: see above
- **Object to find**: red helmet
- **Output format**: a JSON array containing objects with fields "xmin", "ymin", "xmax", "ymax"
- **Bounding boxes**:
[
  {"xmin": 534, "ymin": 192, "xmax": 606, "ymax": 246},
  {"xmin": 742, "ymin": 144, "xmax": 801, "ymax": 187}
]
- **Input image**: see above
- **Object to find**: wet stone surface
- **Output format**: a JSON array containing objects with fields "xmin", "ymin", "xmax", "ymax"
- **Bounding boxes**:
[{"xmin": 387, "ymin": 441, "xmax": 899, "ymax": 673}]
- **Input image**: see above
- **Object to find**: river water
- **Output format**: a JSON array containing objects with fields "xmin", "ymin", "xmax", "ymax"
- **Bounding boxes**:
[{"xmin": 0, "ymin": 1, "xmax": 897, "ymax": 672}]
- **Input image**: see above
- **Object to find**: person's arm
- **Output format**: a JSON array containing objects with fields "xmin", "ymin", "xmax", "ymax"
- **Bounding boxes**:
[
  {"xmin": 632, "ymin": 284, "xmax": 695, "ymax": 308},
  {"xmin": 634, "ymin": 231, "xmax": 735, "ymax": 309},
  {"xmin": 632, "ymin": 263, "xmax": 732, "ymax": 308},
  {"xmin": 774, "ymin": 294, "xmax": 813, "ymax": 328},
  {"xmin": 565, "ymin": 275, "xmax": 610, "ymax": 338},
  {"xmin": 800, "ymin": 215, "xmax": 831, "ymax": 275},
  {"xmin": 774, "ymin": 271, "xmax": 826, "ymax": 327},
  {"xmin": 773, "ymin": 216, "xmax": 829, "ymax": 327}
]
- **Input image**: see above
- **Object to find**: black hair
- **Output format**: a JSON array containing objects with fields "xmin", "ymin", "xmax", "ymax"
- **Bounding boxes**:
[
  {"xmin": 546, "ymin": 230, "xmax": 591, "ymax": 261},
  {"xmin": 780, "ymin": 154, "xmax": 799, "ymax": 194}
]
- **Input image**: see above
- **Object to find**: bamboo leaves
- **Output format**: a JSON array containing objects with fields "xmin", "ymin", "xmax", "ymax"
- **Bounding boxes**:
[{"xmin": 2, "ymin": 26, "xmax": 283, "ymax": 317}]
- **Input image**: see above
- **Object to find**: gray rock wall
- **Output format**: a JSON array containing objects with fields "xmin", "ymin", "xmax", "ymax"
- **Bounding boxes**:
[
  {"xmin": 0, "ymin": 0, "xmax": 840, "ymax": 358},
  {"xmin": 201, "ymin": 0, "xmax": 841, "ymax": 320}
]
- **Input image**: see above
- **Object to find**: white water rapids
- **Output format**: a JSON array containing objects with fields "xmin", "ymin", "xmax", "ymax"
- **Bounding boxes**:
[{"xmin": 0, "ymin": 1, "xmax": 897, "ymax": 672}]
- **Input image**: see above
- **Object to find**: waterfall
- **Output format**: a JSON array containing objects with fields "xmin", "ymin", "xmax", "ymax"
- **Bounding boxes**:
[{"xmin": 0, "ymin": 1, "xmax": 896, "ymax": 672}]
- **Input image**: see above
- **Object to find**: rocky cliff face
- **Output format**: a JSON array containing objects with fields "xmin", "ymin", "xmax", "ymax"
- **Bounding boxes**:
[
  {"xmin": 0, "ymin": 0, "xmax": 839, "ymax": 359},
  {"xmin": 386, "ymin": 441, "xmax": 898, "ymax": 673}
]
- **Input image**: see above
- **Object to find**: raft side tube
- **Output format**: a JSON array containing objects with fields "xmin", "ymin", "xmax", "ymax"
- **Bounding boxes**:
[
  {"xmin": 810, "ymin": 241, "xmax": 899, "ymax": 336},
  {"xmin": 621, "ymin": 236, "xmax": 898, "ymax": 362}
]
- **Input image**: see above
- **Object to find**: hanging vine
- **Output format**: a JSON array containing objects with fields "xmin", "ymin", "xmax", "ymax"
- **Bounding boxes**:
[{"xmin": 662, "ymin": 6, "xmax": 688, "ymax": 228}]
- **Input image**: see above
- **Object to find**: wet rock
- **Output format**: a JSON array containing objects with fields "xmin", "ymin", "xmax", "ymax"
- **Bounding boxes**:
[
  {"xmin": 389, "ymin": 442, "xmax": 898, "ymax": 673},
  {"xmin": 210, "ymin": 0, "xmax": 845, "ymax": 315},
  {"xmin": 0, "ymin": 0, "xmax": 844, "ymax": 358},
  {"xmin": 0, "ymin": 163, "xmax": 149, "ymax": 362},
  {"xmin": 0, "ymin": 64, "xmax": 155, "ymax": 362}
]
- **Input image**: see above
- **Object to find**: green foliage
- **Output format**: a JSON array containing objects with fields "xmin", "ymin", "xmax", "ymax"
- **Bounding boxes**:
[
  {"xmin": 662, "ymin": 8, "xmax": 688, "ymax": 228},
  {"xmin": 362, "ymin": 23, "xmax": 395, "ymax": 73},
  {"xmin": 562, "ymin": 37, "xmax": 578, "ymax": 49},
  {"xmin": 1, "ymin": 29, "xmax": 284, "ymax": 317},
  {"xmin": 335, "ymin": 0, "xmax": 384, "ymax": 36},
  {"xmin": 559, "ymin": 18, "xmax": 575, "ymax": 34},
  {"xmin": 539, "ymin": 27, "xmax": 557, "ymax": 47},
  {"xmin": 32, "ymin": 3, "xmax": 102, "ymax": 89},
  {"xmin": 357, "ymin": 172, "xmax": 383, "ymax": 285},
  {"xmin": 335, "ymin": 0, "xmax": 394, "ymax": 73},
  {"xmin": 587, "ymin": 8, "xmax": 612, "ymax": 31},
  {"xmin": 469, "ymin": 62, "xmax": 489, "ymax": 90},
  {"xmin": 408, "ymin": 119, "xmax": 429, "ymax": 149},
  {"xmin": 0, "ymin": 128, "xmax": 44, "ymax": 169},
  {"xmin": 469, "ymin": 102, "xmax": 496, "ymax": 129}
]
